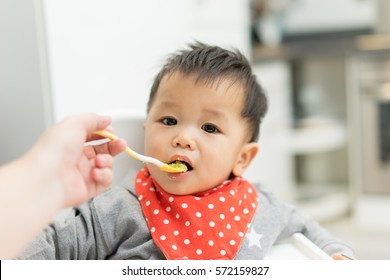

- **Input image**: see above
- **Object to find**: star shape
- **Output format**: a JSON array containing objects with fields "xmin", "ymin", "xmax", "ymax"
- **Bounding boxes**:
[{"xmin": 246, "ymin": 227, "xmax": 263, "ymax": 249}]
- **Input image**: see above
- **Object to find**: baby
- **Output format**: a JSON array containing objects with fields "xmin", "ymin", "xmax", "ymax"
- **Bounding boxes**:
[{"xmin": 18, "ymin": 43, "xmax": 354, "ymax": 260}]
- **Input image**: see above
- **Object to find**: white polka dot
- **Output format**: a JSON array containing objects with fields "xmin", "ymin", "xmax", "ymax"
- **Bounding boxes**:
[
  {"xmin": 153, "ymin": 209, "xmax": 159, "ymax": 215},
  {"xmin": 230, "ymin": 207, "xmax": 235, "ymax": 213},
  {"xmin": 142, "ymin": 182, "xmax": 147, "ymax": 186},
  {"xmin": 219, "ymin": 232, "xmax": 224, "ymax": 238},
  {"xmin": 185, "ymin": 221, "xmax": 190, "ymax": 227},
  {"xmin": 176, "ymin": 214, "xmax": 180, "ymax": 219},
  {"xmin": 208, "ymin": 240, "xmax": 214, "ymax": 246},
  {"xmin": 172, "ymin": 245, "xmax": 177, "ymax": 250},
  {"xmin": 149, "ymin": 187, "xmax": 155, "ymax": 192},
  {"xmin": 248, "ymin": 187, "xmax": 253, "ymax": 193},
  {"xmin": 151, "ymin": 227, "xmax": 156, "ymax": 233},
  {"xmin": 196, "ymin": 249, "xmax": 202, "ymax": 255},
  {"xmin": 243, "ymin": 208, "xmax": 249, "ymax": 214},
  {"xmin": 220, "ymin": 214, "xmax": 225, "ymax": 219},
  {"xmin": 138, "ymin": 195, "xmax": 143, "ymax": 201},
  {"xmin": 209, "ymin": 221, "xmax": 215, "ymax": 227},
  {"xmin": 166, "ymin": 206, "xmax": 171, "ymax": 212},
  {"xmin": 219, "ymin": 197, "xmax": 226, "ymax": 202},
  {"xmin": 184, "ymin": 239, "xmax": 190, "ymax": 245},
  {"xmin": 160, "ymin": 235, "xmax": 166, "ymax": 240},
  {"xmin": 234, "ymin": 216, "xmax": 241, "ymax": 221},
  {"xmin": 145, "ymin": 201, "xmax": 151, "ymax": 206},
  {"xmin": 230, "ymin": 240, "xmax": 236, "ymax": 246},
  {"xmin": 238, "ymin": 200, "xmax": 242, "ymax": 206},
  {"xmin": 163, "ymin": 219, "xmax": 169, "ymax": 224},
  {"xmin": 136, "ymin": 179, "xmax": 142, "ymax": 183},
  {"xmin": 251, "ymin": 203, "xmax": 256, "ymax": 208},
  {"xmin": 169, "ymin": 197, "xmax": 174, "ymax": 202},
  {"xmin": 195, "ymin": 212, "xmax": 202, "ymax": 218},
  {"xmin": 238, "ymin": 232, "xmax": 244, "ymax": 237},
  {"xmin": 226, "ymin": 224, "xmax": 231, "ymax": 229},
  {"xmin": 173, "ymin": 230, "xmax": 179, "ymax": 236},
  {"xmin": 197, "ymin": 230, "xmax": 203, "ymax": 236},
  {"xmin": 244, "ymin": 194, "xmax": 247, "ymax": 199},
  {"xmin": 194, "ymin": 197, "xmax": 201, "ymax": 200},
  {"xmin": 208, "ymin": 204, "xmax": 214, "ymax": 209},
  {"xmin": 181, "ymin": 203, "xmax": 188, "ymax": 209},
  {"xmin": 220, "ymin": 250, "xmax": 226, "ymax": 256},
  {"xmin": 230, "ymin": 190, "xmax": 235, "ymax": 196}
]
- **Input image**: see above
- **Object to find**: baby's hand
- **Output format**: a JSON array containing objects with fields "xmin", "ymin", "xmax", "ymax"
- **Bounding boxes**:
[{"xmin": 332, "ymin": 253, "xmax": 353, "ymax": 260}]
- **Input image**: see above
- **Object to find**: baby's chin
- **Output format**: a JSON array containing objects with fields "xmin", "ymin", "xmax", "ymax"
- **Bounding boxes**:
[
  {"xmin": 158, "ymin": 184, "xmax": 195, "ymax": 196},
  {"xmin": 154, "ymin": 179, "xmax": 205, "ymax": 196}
]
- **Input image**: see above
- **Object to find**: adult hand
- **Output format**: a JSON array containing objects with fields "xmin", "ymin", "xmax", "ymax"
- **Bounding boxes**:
[
  {"xmin": 30, "ymin": 113, "xmax": 127, "ymax": 208},
  {"xmin": 0, "ymin": 113, "xmax": 126, "ymax": 259}
]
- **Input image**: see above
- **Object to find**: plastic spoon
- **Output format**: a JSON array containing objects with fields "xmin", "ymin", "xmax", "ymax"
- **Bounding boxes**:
[{"xmin": 92, "ymin": 130, "xmax": 187, "ymax": 173}]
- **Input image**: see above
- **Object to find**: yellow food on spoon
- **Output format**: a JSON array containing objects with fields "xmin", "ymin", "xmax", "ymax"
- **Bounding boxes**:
[{"xmin": 167, "ymin": 161, "xmax": 188, "ymax": 172}]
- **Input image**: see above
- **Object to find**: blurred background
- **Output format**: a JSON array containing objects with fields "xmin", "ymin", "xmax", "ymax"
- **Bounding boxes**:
[{"xmin": 0, "ymin": 0, "xmax": 389, "ymax": 259}]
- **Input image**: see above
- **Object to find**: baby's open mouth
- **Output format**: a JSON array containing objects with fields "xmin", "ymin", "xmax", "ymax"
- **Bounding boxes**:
[{"xmin": 168, "ymin": 160, "xmax": 193, "ymax": 172}]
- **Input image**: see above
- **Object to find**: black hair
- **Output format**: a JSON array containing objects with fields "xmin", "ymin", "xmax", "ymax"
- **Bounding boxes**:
[{"xmin": 147, "ymin": 42, "xmax": 268, "ymax": 142}]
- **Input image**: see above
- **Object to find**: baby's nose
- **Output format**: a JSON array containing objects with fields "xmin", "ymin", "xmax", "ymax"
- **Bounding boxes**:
[{"xmin": 172, "ymin": 132, "xmax": 196, "ymax": 150}]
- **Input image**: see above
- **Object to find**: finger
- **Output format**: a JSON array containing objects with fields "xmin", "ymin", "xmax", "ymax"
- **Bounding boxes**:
[
  {"xmin": 107, "ymin": 138, "xmax": 127, "ymax": 156},
  {"xmin": 87, "ymin": 138, "xmax": 126, "ymax": 156},
  {"xmin": 65, "ymin": 113, "xmax": 112, "ymax": 133},
  {"xmin": 84, "ymin": 145, "xmax": 97, "ymax": 159},
  {"xmin": 92, "ymin": 168, "xmax": 113, "ymax": 188},
  {"xmin": 91, "ymin": 141, "xmax": 111, "ymax": 155},
  {"xmin": 86, "ymin": 125, "xmax": 116, "ymax": 142},
  {"xmin": 95, "ymin": 154, "xmax": 114, "ymax": 169},
  {"xmin": 82, "ymin": 113, "xmax": 112, "ymax": 132},
  {"xmin": 63, "ymin": 113, "xmax": 113, "ymax": 143}
]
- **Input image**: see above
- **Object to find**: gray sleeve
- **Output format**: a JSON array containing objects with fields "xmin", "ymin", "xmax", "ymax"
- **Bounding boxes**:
[
  {"xmin": 253, "ymin": 183, "xmax": 355, "ymax": 259},
  {"xmin": 17, "ymin": 187, "xmax": 137, "ymax": 260},
  {"xmin": 279, "ymin": 205, "xmax": 356, "ymax": 259},
  {"xmin": 16, "ymin": 204, "xmax": 100, "ymax": 259}
]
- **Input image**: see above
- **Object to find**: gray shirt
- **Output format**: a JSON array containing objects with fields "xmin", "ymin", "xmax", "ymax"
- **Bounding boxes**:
[{"xmin": 18, "ymin": 183, "xmax": 354, "ymax": 260}]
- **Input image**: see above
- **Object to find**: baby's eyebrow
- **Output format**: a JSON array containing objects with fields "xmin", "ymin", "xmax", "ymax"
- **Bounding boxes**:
[
  {"xmin": 201, "ymin": 108, "xmax": 229, "ymax": 121},
  {"xmin": 156, "ymin": 101, "xmax": 180, "ymax": 110},
  {"xmin": 160, "ymin": 100, "xmax": 180, "ymax": 107}
]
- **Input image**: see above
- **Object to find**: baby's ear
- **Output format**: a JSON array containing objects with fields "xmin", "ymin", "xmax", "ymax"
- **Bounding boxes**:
[{"xmin": 232, "ymin": 142, "xmax": 259, "ymax": 177}]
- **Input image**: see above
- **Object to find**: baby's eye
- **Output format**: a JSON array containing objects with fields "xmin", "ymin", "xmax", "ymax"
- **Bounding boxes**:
[
  {"xmin": 161, "ymin": 117, "xmax": 177, "ymax": 126},
  {"xmin": 202, "ymin": 123, "xmax": 219, "ymax": 134}
]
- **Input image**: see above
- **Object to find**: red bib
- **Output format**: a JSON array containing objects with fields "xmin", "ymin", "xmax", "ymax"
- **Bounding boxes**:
[{"xmin": 135, "ymin": 167, "xmax": 258, "ymax": 260}]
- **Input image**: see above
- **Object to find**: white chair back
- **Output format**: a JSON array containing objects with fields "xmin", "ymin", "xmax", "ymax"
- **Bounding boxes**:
[{"xmin": 108, "ymin": 110, "xmax": 146, "ymax": 187}]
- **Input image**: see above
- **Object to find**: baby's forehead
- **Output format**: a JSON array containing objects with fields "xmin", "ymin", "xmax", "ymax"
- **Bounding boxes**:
[
  {"xmin": 162, "ymin": 71, "xmax": 245, "ymax": 94},
  {"xmin": 148, "ymin": 70, "xmax": 247, "ymax": 116},
  {"xmin": 161, "ymin": 73, "xmax": 243, "ymax": 102}
]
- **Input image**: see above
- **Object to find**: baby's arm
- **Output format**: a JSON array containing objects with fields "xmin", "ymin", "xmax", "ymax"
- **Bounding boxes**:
[
  {"xmin": 16, "ymin": 201, "xmax": 101, "ymax": 259},
  {"xmin": 17, "ymin": 185, "xmax": 144, "ymax": 260},
  {"xmin": 282, "ymin": 206, "xmax": 355, "ymax": 259}
]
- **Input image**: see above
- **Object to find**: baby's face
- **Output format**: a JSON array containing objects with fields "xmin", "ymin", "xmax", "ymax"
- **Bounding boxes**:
[{"xmin": 144, "ymin": 72, "xmax": 251, "ymax": 195}]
